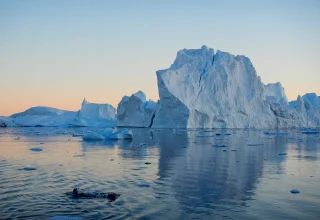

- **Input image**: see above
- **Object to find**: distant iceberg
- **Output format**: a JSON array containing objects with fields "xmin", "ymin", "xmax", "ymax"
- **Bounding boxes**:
[
  {"xmin": 1, "ymin": 99, "xmax": 117, "ymax": 128},
  {"xmin": 117, "ymin": 91, "xmax": 157, "ymax": 128},
  {"xmin": 67, "ymin": 99, "xmax": 116, "ymax": 127}
]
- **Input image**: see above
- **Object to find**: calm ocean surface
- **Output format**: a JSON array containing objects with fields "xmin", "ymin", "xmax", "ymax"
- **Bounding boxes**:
[{"xmin": 0, "ymin": 127, "xmax": 319, "ymax": 220}]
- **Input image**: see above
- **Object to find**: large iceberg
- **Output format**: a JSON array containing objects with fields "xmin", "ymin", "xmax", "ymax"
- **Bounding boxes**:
[
  {"xmin": 151, "ymin": 45, "xmax": 317, "ymax": 129},
  {"xmin": 117, "ymin": 91, "xmax": 157, "ymax": 127},
  {"xmin": 68, "ymin": 99, "xmax": 117, "ymax": 127}
]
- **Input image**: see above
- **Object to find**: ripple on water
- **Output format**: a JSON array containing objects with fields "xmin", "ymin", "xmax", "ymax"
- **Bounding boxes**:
[{"xmin": 0, "ymin": 127, "xmax": 319, "ymax": 219}]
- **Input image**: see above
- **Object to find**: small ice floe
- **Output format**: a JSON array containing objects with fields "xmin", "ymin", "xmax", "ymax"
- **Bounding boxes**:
[
  {"xmin": 296, "ymin": 155, "xmax": 317, "ymax": 160},
  {"xmin": 82, "ymin": 133, "xmax": 105, "ymax": 141},
  {"xmin": 138, "ymin": 183, "xmax": 150, "ymax": 188},
  {"xmin": 278, "ymin": 153, "xmax": 287, "ymax": 156},
  {"xmin": 216, "ymin": 133, "xmax": 231, "ymax": 136},
  {"xmin": 100, "ymin": 128, "xmax": 113, "ymax": 137},
  {"xmin": 290, "ymin": 189, "xmax": 300, "ymax": 194},
  {"xmin": 29, "ymin": 147, "xmax": 43, "ymax": 152},
  {"xmin": 212, "ymin": 144, "xmax": 227, "ymax": 148},
  {"xmin": 22, "ymin": 167, "xmax": 36, "ymax": 171},
  {"xmin": 264, "ymin": 131, "xmax": 288, "ymax": 136},
  {"xmin": 301, "ymin": 131, "xmax": 319, "ymax": 134},
  {"xmin": 72, "ymin": 133, "xmax": 84, "ymax": 137},
  {"xmin": 197, "ymin": 135, "xmax": 214, "ymax": 138},
  {"xmin": 82, "ymin": 128, "xmax": 133, "ymax": 141},
  {"xmin": 106, "ymin": 129, "xmax": 133, "ymax": 140},
  {"xmin": 49, "ymin": 216, "xmax": 82, "ymax": 220},
  {"xmin": 247, "ymin": 144, "xmax": 263, "ymax": 146}
]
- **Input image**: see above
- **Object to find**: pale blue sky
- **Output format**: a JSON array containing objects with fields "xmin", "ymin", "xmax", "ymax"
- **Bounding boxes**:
[{"xmin": 1, "ymin": 0, "xmax": 319, "ymax": 115}]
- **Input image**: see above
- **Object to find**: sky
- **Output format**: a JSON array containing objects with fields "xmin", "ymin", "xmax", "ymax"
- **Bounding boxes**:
[{"xmin": 0, "ymin": 0, "xmax": 319, "ymax": 116}]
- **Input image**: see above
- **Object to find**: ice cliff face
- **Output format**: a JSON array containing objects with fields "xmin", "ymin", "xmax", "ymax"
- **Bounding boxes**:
[
  {"xmin": 117, "ymin": 91, "xmax": 157, "ymax": 127},
  {"xmin": 289, "ymin": 94, "xmax": 320, "ymax": 127},
  {"xmin": 68, "ymin": 99, "xmax": 117, "ymax": 127},
  {"xmin": 264, "ymin": 82, "xmax": 288, "ymax": 106},
  {"xmin": 152, "ymin": 45, "xmax": 317, "ymax": 128},
  {"xmin": 78, "ymin": 99, "xmax": 116, "ymax": 121}
]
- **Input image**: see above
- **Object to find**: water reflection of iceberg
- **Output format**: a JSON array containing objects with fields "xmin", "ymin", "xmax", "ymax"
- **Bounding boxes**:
[{"xmin": 155, "ymin": 129, "xmax": 289, "ymax": 216}]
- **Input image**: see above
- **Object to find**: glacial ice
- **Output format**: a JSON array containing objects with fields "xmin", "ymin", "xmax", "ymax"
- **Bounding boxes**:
[
  {"xmin": 151, "ymin": 45, "xmax": 320, "ymax": 129},
  {"xmin": 83, "ymin": 133, "xmax": 105, "ymax": 141},
  {"xmin": 106, "ymin": 129, "xmax": 133, "ymax": 140},
  {"xmin": 1, "ymin": 99, "xmax": 117, "ymax": 128},
  {"xmin": 67, "ymin": 99, "xmax": 117, "ymax": 127},
  {"xmin": 82, "ymin": 128, "xmax": 133, "ymax": 141},
  {"xmin": 117, "ymin": 91, "xmax": 157, "ymax": 127}
]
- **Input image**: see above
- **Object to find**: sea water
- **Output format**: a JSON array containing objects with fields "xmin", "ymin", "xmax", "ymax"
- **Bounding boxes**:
[{"xmin": 0, "ymin": 127, "xmax": 319, "ymax": 219}]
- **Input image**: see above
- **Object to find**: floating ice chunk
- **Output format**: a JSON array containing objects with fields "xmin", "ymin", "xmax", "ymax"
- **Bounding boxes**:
[
  {"xmin": 301, "ymin": 131, "xmax": 319, "ymax": 134},
  {"xmin": 290, "ymin": 189, "xmax": 300, "ymax": 194},
  {"xmin": 22, "ymin": 167, "xmax": 36, "ymax": 171},
  {"xmin": 216, "ymin": 133, "xmax": 231, "ymax": 136},
  {"xmin": 278, "ymin": 153, "xmax": 287, "ymax": 156},
  {"xmin": 49, "ymin": 216, "xmax": 82, "ymax": 220},
  {"xmin": 247, "ymin": 144, "xmax": 263, "ymax": 146},
  {"xmin": 82, "ymin": 133, "xmax": 105, "ymax": 141},
  {"xmin": 106, "ymin": 129, "xmax": 133, "ymax": 140},
  {"xmin": 138, "ymin": 183, "xmax": 150, "ymax": 188},
  {"xmin": 212, "ymin": 144, "xmax": 227, "ymax": 148},
  {"xmin": 29, "ymin": 147, "xmax": 43, "ymax": 152},
  {"xmin": 72, "ymin": 133, "xmax": 84, "ymax": 137},
  {"xmin": 100, "ymin": 128, "xmax": 114, "ymax": 137},
  {"xmin": 264, "ymin": 132, "xmax": 288, "ymax": 136}
]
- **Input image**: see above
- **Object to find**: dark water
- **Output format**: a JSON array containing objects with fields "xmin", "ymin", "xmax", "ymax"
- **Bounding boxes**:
[{"xmin": 0, "ymin": 127, "xmax": 319, "ymax": 220}]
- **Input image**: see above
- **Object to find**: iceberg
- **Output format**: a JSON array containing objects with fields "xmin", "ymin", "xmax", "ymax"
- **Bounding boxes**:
[
  {"xmin": 82, "ymin": 128, "xmax": 133, "ymax": 141},
  {"xmin": 106, "ymin": 129, "xmax": 133, "ymax": 140},
  {"xmin": 152, "ymin": 46, "xmax": 277, "ymax": 128},
  {"xmin": 2, "ymin": 46, "xmax": 320, "ymax": 129},
  {"xmin": 264, "ymin": 82, "xmax": 288, "ymax": 106},
  {"xmin": 83, "ymin": 133, "xmax": 105, "ymax": 140},
  {"xmin": 68, "ymin": 99, "xmax": 117, "ymax": 127},
  {"xmin": 0, "ymin": 116, "xmax": 16, "ymax": 127},
  {"xmin": 117, "ymin": 91, "xmax": 157, "ymax": 127},
  {"xmin": 151, "ymin": 45, "xmax": 320, "ymax": 129},
  {"xmin": 9, "ymin": 107, "xmax": 77, "ymax": 127},
  {"xmin": 290, "ymin": 94, "xmax": 320, "ymax": 127},
  {"xmin": 2, "ymin": 99, "xmax": 117, "ymax": 128}
]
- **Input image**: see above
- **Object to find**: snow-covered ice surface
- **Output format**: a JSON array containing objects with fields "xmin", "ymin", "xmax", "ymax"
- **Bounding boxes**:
[
  {"xmin": 152, "ymin": 46, "xmax": 320, "ymax": 129},
  {"xmin": 1, "ymin": 127, "xmax": 320, "ymax": 219},
  {"xmin": 117, "ymin": 91, "xmax": 157, "ymax": 127}
]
